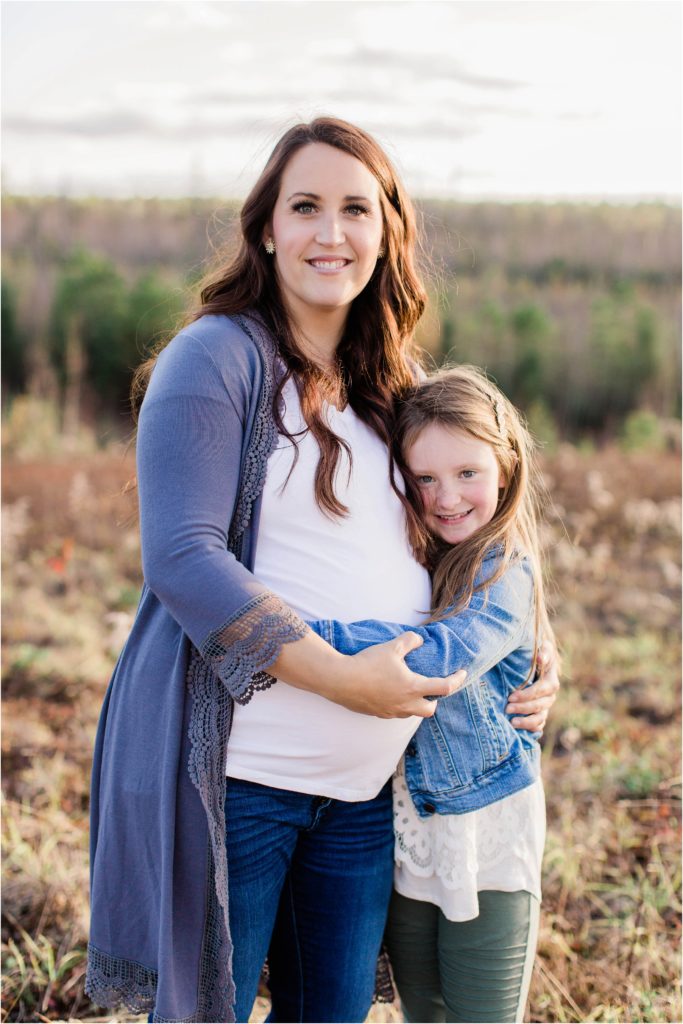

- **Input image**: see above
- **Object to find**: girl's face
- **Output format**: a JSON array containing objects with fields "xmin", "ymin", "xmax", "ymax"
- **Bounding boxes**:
[
  {"xmin": 268, "ymin": 142, "xmax": 384, "ymax": 323},
  {"xmin": 405, "ymin": 422, "xmax": 504, "ymax": 544}
]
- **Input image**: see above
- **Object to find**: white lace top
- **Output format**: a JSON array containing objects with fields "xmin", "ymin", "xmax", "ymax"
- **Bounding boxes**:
[{"xmin": 393, "ymin": 760, "xmax": 545, "ymax": 922}]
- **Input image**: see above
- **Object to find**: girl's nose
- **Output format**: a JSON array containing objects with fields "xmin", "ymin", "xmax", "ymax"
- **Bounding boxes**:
[
  {"xmin": 437, "ymin": 483, "xmax": 460, "ymax": 509},
  {"xmin": 315, "ymin": 214, "xmax": 345, "ymax": 246}
]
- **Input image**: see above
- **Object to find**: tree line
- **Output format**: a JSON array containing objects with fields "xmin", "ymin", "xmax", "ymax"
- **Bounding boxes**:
[{"xmin": 2, "ymin": 197, "xmax": 680, "ymax": 439}]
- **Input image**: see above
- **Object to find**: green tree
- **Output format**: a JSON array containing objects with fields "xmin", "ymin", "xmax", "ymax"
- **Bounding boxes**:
[
  {"xmin": 125, "ymin": 272, "xmax": 184, "ymax": 365},
  {"xmin": 508, "ymin": 303, "xmax": 551, "ymax": 407},
  {"xmin": 1, "ymin": 278, "xmax": 27, "ymax": 393},
  {"xmin": 50, "ymin": 251, "xmax": 183, "ymax": 415},
  {"xmin": 50, "ymin": 248, "xmax": 129, "ymax": 407},
  {"xmin": 570, "ymin": 297, "xmax": 663, "ymax": 431}
]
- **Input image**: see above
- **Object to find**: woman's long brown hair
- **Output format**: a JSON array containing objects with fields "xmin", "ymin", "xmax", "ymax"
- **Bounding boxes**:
[
  {"xmin": 395, "ymin": 366, "xmax": 553, "ymax": 673},
  {"xmin": 131, "ymin": 116, "xmax": 428, "ymax": 524}
]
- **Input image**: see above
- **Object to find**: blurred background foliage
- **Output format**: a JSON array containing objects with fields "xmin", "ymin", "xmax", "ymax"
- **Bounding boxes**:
[{"xmin": 2, "ymin": 196, "xmax": 681, "ymax": 451}]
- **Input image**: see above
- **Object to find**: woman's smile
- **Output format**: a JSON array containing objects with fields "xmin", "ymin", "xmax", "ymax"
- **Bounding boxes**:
[{"xmin": 306, "ymin": 257, "xmax": 354, "ymax": 272}]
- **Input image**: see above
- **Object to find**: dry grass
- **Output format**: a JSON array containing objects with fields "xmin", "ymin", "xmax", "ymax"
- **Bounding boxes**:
[{"xmin": 2, "ymin": 444, "xmax": 681, "ymax": 1023}]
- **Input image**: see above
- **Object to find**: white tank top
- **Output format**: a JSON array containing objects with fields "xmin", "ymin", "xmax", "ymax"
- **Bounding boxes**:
[{"xmin": 225, "ymin": 379, "xmax": 432, "ymax": 801}]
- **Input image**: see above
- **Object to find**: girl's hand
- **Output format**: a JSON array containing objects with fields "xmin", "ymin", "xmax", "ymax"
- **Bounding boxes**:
[{"xmin": 505, "ymin": 639, "xmax": 560, "ymax": 733}]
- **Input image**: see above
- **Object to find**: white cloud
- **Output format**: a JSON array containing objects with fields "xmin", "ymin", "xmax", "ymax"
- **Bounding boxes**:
[
  {"xmin": 1, "ymin": 0, "xmax": 680, "ymax": 198},
  {"xmin": 145, "ymin": 0, "xmax": 236, "ymax": 31}
]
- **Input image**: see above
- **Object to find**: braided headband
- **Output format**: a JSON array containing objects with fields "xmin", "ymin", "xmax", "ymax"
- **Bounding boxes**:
[{"xmin": 492, "ymin": 397, "xmax": 507, "ymax": 439}]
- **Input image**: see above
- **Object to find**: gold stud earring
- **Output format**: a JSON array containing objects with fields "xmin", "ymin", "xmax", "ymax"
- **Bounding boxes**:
[{"xmin": 265, "ymin": 239, "xmax": 276, "ymax": 255}]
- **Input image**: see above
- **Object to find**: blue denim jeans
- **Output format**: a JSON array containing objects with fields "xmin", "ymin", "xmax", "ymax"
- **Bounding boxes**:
[{"xmin": 224, "ymin": 775, "xmax": 394, "ymax": 1023}]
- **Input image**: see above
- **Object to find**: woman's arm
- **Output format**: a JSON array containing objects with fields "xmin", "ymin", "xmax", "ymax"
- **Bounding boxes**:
[
  {"xmin": 269, "ymin": 629, "xmax": 464, "ymax": 719},
  {"xmin": 506, "ymin": 638, "xmax": 560, "ymax": 732},
  {"xmin": 137, "ymin": 319, "xmax": 462, "ymax": 719}
]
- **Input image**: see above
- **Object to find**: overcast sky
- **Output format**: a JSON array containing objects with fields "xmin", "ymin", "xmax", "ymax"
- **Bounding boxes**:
[{"xmin": 2, "ymin": 0, "xmax": 681, "ymax": 200}]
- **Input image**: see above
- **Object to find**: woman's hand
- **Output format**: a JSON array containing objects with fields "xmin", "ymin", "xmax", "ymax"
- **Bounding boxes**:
[
  {"xmin": 505, "ymin": 638, "xmax": 560, "ymax": 733},
  {"xmin": 270, "ymin": 629, "xmax": 467, "ymax": 719},
  {"xmin": 336, "ymin": 632, "xmax": 468, "ymax": 719}
]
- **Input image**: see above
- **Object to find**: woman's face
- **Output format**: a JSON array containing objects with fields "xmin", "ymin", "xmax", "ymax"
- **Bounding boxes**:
[
  {"xmin": 268, "ymin": 142, "xmax": 384, "ymax": 324},
  {"xmin": 405, "ymin": 422, "xmax": 504, "ymax": 544}
]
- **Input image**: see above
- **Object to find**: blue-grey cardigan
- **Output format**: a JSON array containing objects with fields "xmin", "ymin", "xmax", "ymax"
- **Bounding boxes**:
[{"xmin": 86, "ymin": 313, "xmax": 308, "ymax": 1023}]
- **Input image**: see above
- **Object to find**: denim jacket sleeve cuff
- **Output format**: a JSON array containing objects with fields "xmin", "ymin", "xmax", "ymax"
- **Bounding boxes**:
[{"xmin": 305, "ymin": 619, "xmax": 335, "ymax": 647}]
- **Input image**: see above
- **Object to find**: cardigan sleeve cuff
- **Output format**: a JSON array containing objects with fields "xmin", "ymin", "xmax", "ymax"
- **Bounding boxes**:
[{"xmin": 200, "ymin": 591, "xmax": 309, "ymax": 703}]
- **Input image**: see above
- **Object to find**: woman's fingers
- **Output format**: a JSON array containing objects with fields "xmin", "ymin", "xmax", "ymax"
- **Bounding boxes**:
[
  {"xmin": 425, "ymin": 670, "xmax": 467, "ymax": 699},
  {"xmin": 535, "ymin": 638, "xmax": 554, "ymax": 672},
  {"xmin": 340, "ymin": 634, "xmax": 469, "ymax": 719},
  {"xmin": 403, "ymin": 669, "xmax": 468, "ymax": 719},
  {"xmin": 507, "ymin": 683, "xmax": 556, "ymax": 716},
  {"xmin": 389, "ymin": 631, "xmax": 424, "ymax": 655},
  {"xmin": 509, "ymin": 670, "xmax": 559, "ymax": 705},
  {"xmin": 535, "ymin": 641, "xmax": 561, "ymax": 692}
]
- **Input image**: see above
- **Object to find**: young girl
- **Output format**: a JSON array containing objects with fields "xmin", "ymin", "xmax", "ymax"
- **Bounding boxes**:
[{"xmin": 307, "ymin": 365, "xmax": 550, "ymax": 1023}]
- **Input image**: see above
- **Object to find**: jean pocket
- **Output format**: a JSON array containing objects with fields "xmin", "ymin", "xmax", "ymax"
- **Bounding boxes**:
[{"xmin": 471, "ymin": 681, "xmax": 511, "ymax": 768}]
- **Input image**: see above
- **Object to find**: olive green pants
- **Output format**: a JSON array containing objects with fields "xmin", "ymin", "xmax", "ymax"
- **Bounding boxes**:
[{"xmin": 385, "ymin": 889, "xmax": 540, "ymax": 1023}]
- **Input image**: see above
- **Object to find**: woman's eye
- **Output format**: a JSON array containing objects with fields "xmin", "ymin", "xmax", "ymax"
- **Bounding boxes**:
[
  {"xmin": 461, "ymin": 470, "xmax": 476, "ymax": 479},
  {"xmin": 292, "ymin": 202, "xmax": 316, "ymax": 214},
  {"xmin": 416, "ymin": 475, "xmax": 434, "ymax": 485},
  {"xmin": 345, "ymin": 203, "xmax": 369, "ymax": 216}
]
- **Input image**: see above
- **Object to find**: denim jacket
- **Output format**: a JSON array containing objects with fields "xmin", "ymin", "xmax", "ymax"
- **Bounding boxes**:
[{"xmin": 308, "ymin": 549, "xmax": 541, "ymax": 817}]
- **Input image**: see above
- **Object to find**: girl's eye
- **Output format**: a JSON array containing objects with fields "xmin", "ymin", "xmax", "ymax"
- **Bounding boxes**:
[
  {"xmin": 292, "ymin": 201, "xmax": 317, "ymax": 214},
  {"xmin": 416, "ymin": 475, "xmax": 434, "ymax": 485},
  {"xmin": 461, "ymin": 470, "xmax": 476, "ymax": 479},
  {"xmin": 345, "ymin": 203, "xmax": 369, "ymax": 216}
]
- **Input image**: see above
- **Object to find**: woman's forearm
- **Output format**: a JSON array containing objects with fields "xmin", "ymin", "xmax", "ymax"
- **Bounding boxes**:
[{"xmin": 270, "ymin": 629, "xmax": 465, "ymax": 719}]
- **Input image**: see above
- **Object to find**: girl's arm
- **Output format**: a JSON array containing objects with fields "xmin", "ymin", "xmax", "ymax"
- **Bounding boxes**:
[
  {"xmin": 308, "ymin": 557, "xmax": 534, "ymax": 685},
  {"xmin": 307, "ymin": 557, "xmax": 559, "ymax": 730},
  {"xmin": 138, "ymin": 319, "xmax": 462, "ymax": 719}
]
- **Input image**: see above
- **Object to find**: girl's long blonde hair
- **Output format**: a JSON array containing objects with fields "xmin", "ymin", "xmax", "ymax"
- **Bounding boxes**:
[{"xmin": 396, "ymin": 366, "xmax": 552, "ymax": 664}]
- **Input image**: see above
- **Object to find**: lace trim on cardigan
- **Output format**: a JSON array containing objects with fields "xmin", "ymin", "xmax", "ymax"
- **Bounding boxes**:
[
  {"xmin": 180, "ymin": 313, "xmax": 305, "ymax": 1022},
  {"xmin": 85, "ymin": 944, "xmax": 157, "ymax": 1015},
  {"xmin": 228, "ymin": 313, "xmax": 279, "ymax": 550},
  {"xmin": 201, "ymin": 592, "xmax": 308, "ymax": 702},
  {"xmin": 184, "ymin": 650, "xmax": 236, "ymax": 1021},
  {"xmin": 374, "ymin": 946, "xmax": 396, "ymax": 1004}
]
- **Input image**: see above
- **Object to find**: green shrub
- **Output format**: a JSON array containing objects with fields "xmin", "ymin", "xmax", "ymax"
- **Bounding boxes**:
[{"xmin": 620, "ymin": 410, "xmax": 666, "ymax": 452}]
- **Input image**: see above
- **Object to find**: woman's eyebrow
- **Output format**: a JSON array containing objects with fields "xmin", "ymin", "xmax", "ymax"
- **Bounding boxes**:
[{"xmin": 286, "ymin": 192, "xmax": 374, "ymax": 202}]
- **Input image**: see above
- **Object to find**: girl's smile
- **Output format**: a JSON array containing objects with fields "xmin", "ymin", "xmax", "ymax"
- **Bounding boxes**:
[{"xmin": 405, "ymin": 422, "xmax": 504, "ymax": 543}]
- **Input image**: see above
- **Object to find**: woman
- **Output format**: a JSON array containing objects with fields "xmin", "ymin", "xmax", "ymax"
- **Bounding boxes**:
[{"xmin": 86, "ymin": 117, "xmax": 557, "ymax": 1024}]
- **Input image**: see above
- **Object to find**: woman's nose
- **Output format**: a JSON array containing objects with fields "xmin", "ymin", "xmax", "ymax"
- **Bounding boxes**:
[{"xmin": 315, "ymin": 214, "xmax": 345, "ymax": 246}]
